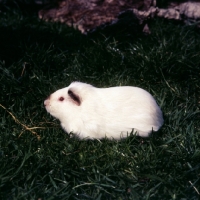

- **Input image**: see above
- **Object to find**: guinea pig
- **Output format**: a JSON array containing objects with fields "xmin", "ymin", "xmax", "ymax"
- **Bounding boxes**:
[{"xmin": 44, "ymin": 82, "xmax": 164, "ymax": 139}]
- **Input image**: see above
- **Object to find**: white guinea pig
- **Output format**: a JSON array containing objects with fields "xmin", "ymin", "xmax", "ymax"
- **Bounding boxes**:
[{"xmin": 44, "ymin": 82, "xmax": 163, "ymax": 139}]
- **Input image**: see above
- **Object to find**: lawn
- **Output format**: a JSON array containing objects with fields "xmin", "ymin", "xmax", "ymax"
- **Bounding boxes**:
[{"xmin": 0, "ymin": 1, "xmax": 200, "ymax": 199}]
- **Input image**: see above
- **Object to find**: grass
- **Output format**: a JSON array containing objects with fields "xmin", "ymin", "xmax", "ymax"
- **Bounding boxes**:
[{"xmin": 0, "ymin": 2, "xmax": 200, "ymax": 200}]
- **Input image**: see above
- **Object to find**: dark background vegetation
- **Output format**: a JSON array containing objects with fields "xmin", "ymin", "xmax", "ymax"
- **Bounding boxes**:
[{"xmin": 0, "ymin": 0, "xmax": 200, "ymax": 199}]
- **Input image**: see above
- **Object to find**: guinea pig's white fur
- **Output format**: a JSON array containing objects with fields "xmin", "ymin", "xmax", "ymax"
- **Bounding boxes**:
[{"xmin": 44, "ymin": 82, "xmax": 163, "ymax": 139}]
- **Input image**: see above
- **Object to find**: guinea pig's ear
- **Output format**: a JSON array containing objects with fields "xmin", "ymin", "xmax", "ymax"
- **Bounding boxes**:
[{"xmin": 68, "ymin": 89, "xmax": 81, "ymax": 106}]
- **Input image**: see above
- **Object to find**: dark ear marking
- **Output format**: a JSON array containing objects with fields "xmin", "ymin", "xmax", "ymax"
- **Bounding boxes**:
[{"xmin": 68, "ymin": 90, "xmax": 81, "ymax": 106}]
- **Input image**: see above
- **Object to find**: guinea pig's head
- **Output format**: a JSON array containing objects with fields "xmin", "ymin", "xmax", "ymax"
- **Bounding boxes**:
[
  {"xmin": 44, "ymin": 82, "xmax": 94, "ymax": 123},
  {"xmin": 44, "ymin": 86, "xmax": 82, "ymax": 122}
]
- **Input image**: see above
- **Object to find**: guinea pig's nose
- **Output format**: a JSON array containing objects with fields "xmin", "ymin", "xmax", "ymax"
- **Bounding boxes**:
[
  {"xmin": 44, "ymin": 98, "xmax": 50, "ymax": 107},
  {"xmin": 44, "ymin": 95, "xmax": 51, "ymax": 107},
  {"xmin": 44, "ymin": 100, "xmax": 48, "ymax": 106}
]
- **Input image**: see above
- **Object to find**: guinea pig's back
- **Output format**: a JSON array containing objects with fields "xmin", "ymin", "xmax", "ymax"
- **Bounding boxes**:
[{"xmin": 93, "ymin": 86, "xmax": 163, "ymax": 137}]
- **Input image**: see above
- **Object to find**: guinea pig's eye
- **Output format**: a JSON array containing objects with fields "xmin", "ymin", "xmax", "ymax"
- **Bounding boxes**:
[{"xmin": 58, "ymin": 97, "xmax": 64, "ymax": 101}]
